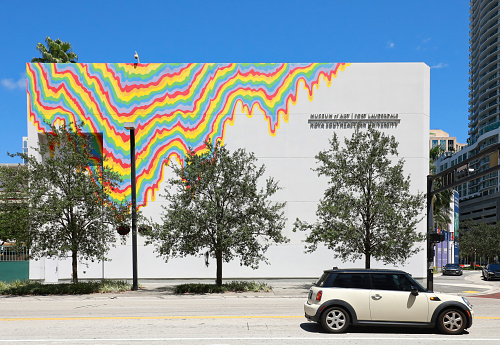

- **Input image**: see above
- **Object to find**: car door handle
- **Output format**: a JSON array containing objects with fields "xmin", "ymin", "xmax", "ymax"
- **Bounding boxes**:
[{"xmin": 371, "ymin": 294, "xmax": 382, "ymax": 300}]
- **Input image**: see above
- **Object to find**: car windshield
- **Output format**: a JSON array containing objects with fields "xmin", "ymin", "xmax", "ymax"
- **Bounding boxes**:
[
  {"xmin": 445, "ymin": 264, "xmax": 459, "ymax": 268},
  {"xmin": 488, "ymin": 264, "xmax": 500, "ymax": 270}
]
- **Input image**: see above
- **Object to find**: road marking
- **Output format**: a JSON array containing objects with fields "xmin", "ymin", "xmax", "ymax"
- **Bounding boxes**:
[
  {"xmin": 434, "ymin": 282, "xmax": 487, "ymax": 288},
  {"xmin": 462, "ymin": 291, "xmax": 480, "ymax": 293},
  {"xmin": 2, "ymin": 337, "xmax": 500, "ymax": 342},
  {"xmin": 1, "ymin": 315, "xmax": 499, "ymax": 321},
  {"xmin": 0, "ymin": 315, "xmax": 303, "ymax": 321}
]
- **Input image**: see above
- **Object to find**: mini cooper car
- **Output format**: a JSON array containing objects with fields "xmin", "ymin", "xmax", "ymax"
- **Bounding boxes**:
[
  {"xmin": 442, "ymin": 263, "xmax": 463, "ymax": 276},
  {"xmin": 304, "ymin": 268, "xmax": 473, "ymax": 334}
]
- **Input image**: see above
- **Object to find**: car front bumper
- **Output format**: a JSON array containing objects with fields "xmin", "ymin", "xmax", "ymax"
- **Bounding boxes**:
[{"xmin": 443, "ymin": 270, "xmax": 461, "ymax": 275}]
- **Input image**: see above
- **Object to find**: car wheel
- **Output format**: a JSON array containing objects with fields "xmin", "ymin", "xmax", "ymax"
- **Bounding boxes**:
[
  {"xmin": 320, "ymin": 306, "xmax": 350, "ymax": 333},
  {"xmin": 437, "ymin": 309, "xmax": 466, "ymax": 335}
]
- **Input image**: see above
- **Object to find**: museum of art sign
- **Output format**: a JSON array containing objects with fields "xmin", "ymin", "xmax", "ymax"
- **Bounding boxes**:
[{"xmin": 308, "ymin": 113, "xmax": 401, "ymax": 129}]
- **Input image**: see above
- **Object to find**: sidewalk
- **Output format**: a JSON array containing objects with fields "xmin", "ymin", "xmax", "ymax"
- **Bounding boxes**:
[
  {"xmin": 135, "ymin": 278, "xmax": 314, "ymax": 298},
  {"xmin": 131, "ymin": 273, "xmax": 500, "ymax": 299}
]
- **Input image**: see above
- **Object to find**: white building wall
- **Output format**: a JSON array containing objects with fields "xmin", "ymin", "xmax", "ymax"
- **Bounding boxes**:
[{"xmin": 27, "ymin": 63, "xmax": 430, "ymax": 281}]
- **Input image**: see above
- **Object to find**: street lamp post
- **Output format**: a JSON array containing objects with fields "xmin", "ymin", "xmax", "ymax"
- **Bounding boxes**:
[{"xmin": 124, "ymin": 122, "xmax": 138, "ymax": 291}]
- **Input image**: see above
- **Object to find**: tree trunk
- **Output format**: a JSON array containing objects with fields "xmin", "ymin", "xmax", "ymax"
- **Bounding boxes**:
[
  {"xmin": 72, "ymin": 250, "xmax": 78, "ymax": 283},
  {"xmin": 215, "ymin": 249, "xmax": 223, "ymax": 286},
  {"xmin": 365, "ymin": 226, "xmax": 371, "ymax": 269}
]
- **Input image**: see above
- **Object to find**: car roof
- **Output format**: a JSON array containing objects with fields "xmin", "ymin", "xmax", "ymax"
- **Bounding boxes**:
[{"xmin": 323, "ymin": 268, "xmax": 407, "ymax": 274}]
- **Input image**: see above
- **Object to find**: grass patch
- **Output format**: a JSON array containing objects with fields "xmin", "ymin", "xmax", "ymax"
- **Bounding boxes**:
[
  {"xmin": 174, "ymin": 281, "xmax": 272, "ymax": 294},
  {"xmin": 0, "ymin": 280, "xmax": 132, "ymax": 295}
]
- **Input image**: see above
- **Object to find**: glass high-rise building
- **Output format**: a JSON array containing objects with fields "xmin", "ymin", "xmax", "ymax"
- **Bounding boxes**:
[
  {"xmin": 469, "ymin": 0, "xmax": 500, "ymax": 147},
  {"xmin": 436, "ymin": 0, "xmax": 500, "ymax": 223}
]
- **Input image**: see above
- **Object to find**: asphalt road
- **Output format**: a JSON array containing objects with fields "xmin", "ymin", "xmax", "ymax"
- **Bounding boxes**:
[{"xmin": 1, "ymin": 271, "xmax": 499, "ymax": 345}]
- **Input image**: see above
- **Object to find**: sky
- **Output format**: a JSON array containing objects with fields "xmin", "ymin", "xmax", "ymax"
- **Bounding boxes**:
[{"xmin": 0, "ymin": 0, "xmax": 470, "ymax": 163}]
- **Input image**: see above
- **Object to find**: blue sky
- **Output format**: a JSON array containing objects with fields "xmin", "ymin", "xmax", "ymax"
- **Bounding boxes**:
[{"xmin": 0, "ymin": 0, "xmax": 469, "ymax": 163}]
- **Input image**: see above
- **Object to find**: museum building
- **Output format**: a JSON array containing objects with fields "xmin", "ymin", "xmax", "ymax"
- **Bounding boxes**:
[{"xmin": 26, "ymin": 62, "xmax": 430, "ymax": 281}]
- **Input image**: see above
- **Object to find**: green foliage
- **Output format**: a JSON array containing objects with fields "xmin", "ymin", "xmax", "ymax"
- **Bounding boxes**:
[
  {"xmin": 429, "ymin": 145, "xmax": 446, "ymax": 172},
  {"xmin": 294, "ymin": 128, "xmax": 425, "ymax": 268},
  {"xmin": 31, "ymin": 37, "xmax": 78, "ymax": 63},
  {"xmin": 0, "ymin": 280, "xmax": 132, "ymax": 295},
  {"xmin": 0, "ymin": 164, "xmax": 30, "ymax": 244},
  {"xmin": 459, "ymin": 220, "xmax": 500, "ymax": 260},
  {"xmin": 429, "ymin": 146, "xmax": 453, "ymax": 230},
  {"xmin": 174, "ymin": 281, "xmax": 272, "ymax": 294},
  {"xmin": 13, "ymin": 123, "xmax": 127, "ymax": 283},
  {"xmin": 146, "ymin": 140, "xmax": 288, "ymax": 285}
]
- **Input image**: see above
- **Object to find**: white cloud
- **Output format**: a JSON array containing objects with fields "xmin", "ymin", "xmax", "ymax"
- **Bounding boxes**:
[
  {"xmin": 0, "ymin": 73, "xmax": 26, "ymax": 90},
  {"xmin": 387, "ymin": 41, "xmax": 395, "ymax": 48},
  {"xmin": 417, "ymin": 37, "xmax": 431, "ymax": 51},
  {"xmin": 431, "ymin": 63, "xmax": 449, "ymax": 69}
]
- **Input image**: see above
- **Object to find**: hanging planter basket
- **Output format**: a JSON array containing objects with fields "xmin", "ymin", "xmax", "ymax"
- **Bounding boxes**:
[{"xmin": 117, "ymin": 224, "xmax": 130, "ymax": 236}]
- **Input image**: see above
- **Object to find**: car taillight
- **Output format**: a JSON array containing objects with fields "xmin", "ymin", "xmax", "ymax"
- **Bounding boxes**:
[{"xmin": 316, "ymin": 290, "xmax": 323, "ymax": 302}]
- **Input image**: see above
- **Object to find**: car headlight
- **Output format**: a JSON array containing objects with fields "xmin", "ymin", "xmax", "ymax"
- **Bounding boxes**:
[{"xmin": 462, "ymin": 297, "xmax": 473, "ymax": 309}]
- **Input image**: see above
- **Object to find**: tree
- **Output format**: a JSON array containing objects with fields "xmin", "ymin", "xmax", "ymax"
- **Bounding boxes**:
[
  {"xmin": 0, "ymin": 164, "xmax": 30, "ymax": 246},
  {"xmin": 146, "ymin": 140, "xmax": 288, "ymax": 286},
  {"xmin": 18, "ymin": 123, "xmax": 125, "ymax": 283},
  {"xmin": 459, "ymin": 221, "xmax": 500, "ymax": 264},
  {"xmin": 294, "ymin": 128, "xmax": 425, "ymax": 268},
  {"xmin": 31, "ymin": 36, "xmax": 78, "ymax": 63}
]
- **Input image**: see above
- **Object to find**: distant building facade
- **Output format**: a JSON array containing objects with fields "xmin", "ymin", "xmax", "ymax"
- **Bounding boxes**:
[
  {"xmin": 434, "ymin": 0, "xmax": 500, "ymax": 224},
  {"xmin": 429, "ymin": 129, "xmax": 466, "ymax": 154}
]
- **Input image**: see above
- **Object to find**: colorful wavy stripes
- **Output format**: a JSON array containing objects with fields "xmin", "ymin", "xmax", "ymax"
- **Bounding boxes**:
[{"xmin": 27, "ymin": 63, "xmax": 349, "ymax": 206}]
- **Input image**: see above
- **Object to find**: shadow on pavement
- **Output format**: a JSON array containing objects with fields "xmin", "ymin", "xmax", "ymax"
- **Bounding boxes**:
[
  {"xmin": 299, "ymin": 322, "xmax": 456, "ymax": 335},
  {"xmin": 139, "ymin": 285, "xmax": 176, "ymax": 294}
]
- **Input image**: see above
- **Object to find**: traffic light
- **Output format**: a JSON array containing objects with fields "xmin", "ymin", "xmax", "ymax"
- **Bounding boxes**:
[
  {"xmin": 429, "ymin": 233, "xmax": 445, "ymax": 243},
  {"xmin": 441, "ymin": 171, "xmax": 455, "ymax": 187}
]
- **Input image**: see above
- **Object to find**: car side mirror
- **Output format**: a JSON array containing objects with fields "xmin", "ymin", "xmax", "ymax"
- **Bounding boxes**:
[{"xmin": 411, "ymin": 286, "xmax": 419, "ymax": 296}]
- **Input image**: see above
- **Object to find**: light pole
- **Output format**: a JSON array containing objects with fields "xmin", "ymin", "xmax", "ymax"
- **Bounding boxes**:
[{"xmin": 124, "ymin": 122, "xmax": 138, "ymax": 290}]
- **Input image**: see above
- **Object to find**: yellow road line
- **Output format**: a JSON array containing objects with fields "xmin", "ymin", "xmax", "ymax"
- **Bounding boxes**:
[{"xmin": 2, "ymin": 315, "xmax": 499, "ymax": 322}]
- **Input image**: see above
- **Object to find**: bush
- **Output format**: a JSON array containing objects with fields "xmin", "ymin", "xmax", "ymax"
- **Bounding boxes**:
[
  {"xmin": 0, "ymin": 280, "xmax": 133, "ymax": 295},
  {"xmin": 174, "ymin": 281, "xmax": 272, "ymax": 294}
]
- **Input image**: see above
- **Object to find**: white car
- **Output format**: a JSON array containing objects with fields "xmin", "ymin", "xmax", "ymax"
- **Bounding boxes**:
[{"xmin": 304, "ymin": 268, "xmax": 473, "ymax": 334}]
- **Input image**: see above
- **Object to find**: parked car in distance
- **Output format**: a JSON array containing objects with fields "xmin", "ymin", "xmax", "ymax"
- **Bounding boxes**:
[
  {"xmin": 304, "ymin": 268, "xmax": 473, "ymax": 334},
  {"xmin": 442, "ymin": 263, "xmax": 463, "ymax": 276},
  {"xmin": 482, "ymin": 263, "xmax": 500, "ymax": 281}
]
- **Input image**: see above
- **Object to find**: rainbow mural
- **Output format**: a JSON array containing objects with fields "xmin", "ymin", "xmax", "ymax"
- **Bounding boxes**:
[{"xmin": 27, "ymin": 63, "xmax": 349, "ymax": 206}]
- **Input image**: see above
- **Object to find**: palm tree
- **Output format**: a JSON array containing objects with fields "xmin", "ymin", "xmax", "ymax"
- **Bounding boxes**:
[
  {"xmin": 429, "ymin": 146, "xmax": 453, "ymax": 230},
  {"xmin": 31, "ymin": 37, "xmax": 78, "ymax": 63}
]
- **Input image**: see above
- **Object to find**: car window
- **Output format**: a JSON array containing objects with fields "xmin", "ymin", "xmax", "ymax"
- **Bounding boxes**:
[
  {"xmin": 315, "ymin": 272, "xmax": 329, "ymax": 287},
  {"xmin": 320, "ymin": 273, "xmax": 370, "ymax": 289},
  {"xmin": 488, "ymin": 264, "xmax": 500, "ymax": 270},
  {"xmin": 371, "ymin": 273, "xmax": 414, "ymax": 291}
]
